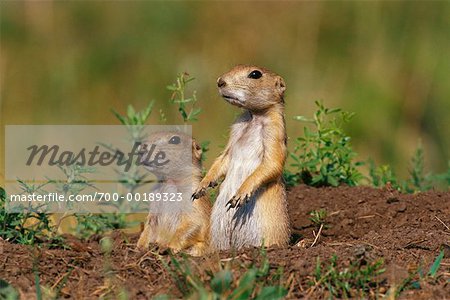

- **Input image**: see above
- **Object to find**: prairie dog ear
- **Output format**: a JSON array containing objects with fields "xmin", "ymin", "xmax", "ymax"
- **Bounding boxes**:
[
  {"xmin": 192, "ymin": 139, "xmax": 202, "ymax": 162},
  {"xmin": 275, "ymin": 76, "xmax": 286, "ymax": 96}
]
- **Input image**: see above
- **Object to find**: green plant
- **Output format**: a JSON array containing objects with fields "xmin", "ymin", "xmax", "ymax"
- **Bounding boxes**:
[
  {"xmin": 165, "ymin": 72, "xmax": 211, "ymax": 169},
  {"xmin": 393, "ymin": 250, "xmax": 445, "ymax": 297},
  {"xmin": 0, "ymin": 279, "xmax": 19, "ymax": 300},
  {"xmin": 309, "ymin": 209, "xmax": 328, "ymax": 247},
  {"xmin": 408, "ymin": 142, "xmax": 432, "ymax": 192},
  {"xmin": 1, "ymin": 164, "xmax": 100, "ymax": 247},
  {"xmin": 52, "ymin": 165, "xmax": 96, "ymax": 234},
  {"xmin": 74, "ymin": 214, "xmax": 129, "ymax": 240},
  {"xmin": 310, "ymin": 255, "xmax": 386, "ymax": 298},
  {"xmin": 72, "ymin": 102, "xmax": 156, "ymax": 240},
  {"xmin": 310, "ymin": 209, "xmax": 328, "ymax": 226},
  {"xmin": 33, "ymin": 251, "xmax": 43, "ymax": 300},
  {"xmin": 199, "ymin": 140, "xmax": 210, "ymax": 163},
  {"xmin": 47, "ymin": 164, "xmax": 123, "ymax": 241},
  {"xmin": 431, "ymin": 161, "xmax": 450, "ymax": 188},
  {"xmin": 52, "ymin": 165, "xmax": 96, "ymax": 198},
  {"xmin": 0, "ymin": 185, "xmax": 65, "ymax": 247},
  {"xmin": 167, "ymin": 72, "xmax": 202, "ymax": 123},
  {"xmin": 112, "ymin": 101, "xmax": 154, "ymax": 142},
  {"xmin": 368, "ymin": 160, "xmax": 400, "ymax": 189},
  {"xmin": 282, "ymin": 169, "xmax": 300, "ymax": 188},
  {"xmin": 111, "ymin": 101, "xmax": 154, "ymax": 193},
  {"xmin": 290, "ymin": 101, "xmax": 363, "ymax": 187},
  {"xmin": 405, "ymin": 143, "xmax": 450, "ymax": 192},
  {"xmin": 161, "ymin": 248, "xmax": 287, "ymax": 299},
  {"xmin": 166, "ymin": 73, "xmax": 210, "ymax": 163},
  {"xmin": 369, "ymin": 142, "xmax": 449, "ymax": 193},
  {"xmin": 427, "ymin": 250, "xmax": 444, "ymax": 278}
]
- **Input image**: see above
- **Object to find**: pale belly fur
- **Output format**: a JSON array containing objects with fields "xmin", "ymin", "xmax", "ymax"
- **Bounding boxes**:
[
  {"xmin": 210, "ymin": 117, "xmax": 266, "ymax": 250},
  {"xmin": 147, "ymin": 183, "xmax": 193, "ymax": 243}
]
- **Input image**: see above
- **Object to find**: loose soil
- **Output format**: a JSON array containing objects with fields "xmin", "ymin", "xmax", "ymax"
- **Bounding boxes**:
[{"xmin": 1, "ymin": 186, "xmax": 449, "ymax": 299}]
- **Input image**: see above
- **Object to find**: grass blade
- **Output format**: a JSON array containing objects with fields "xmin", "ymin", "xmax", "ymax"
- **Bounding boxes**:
[{"xmin": 427, "ymin": 250, "xmax": 444, "ymax": 278}]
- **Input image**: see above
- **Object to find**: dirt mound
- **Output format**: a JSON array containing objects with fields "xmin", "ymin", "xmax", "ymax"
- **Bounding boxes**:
[{"xmin": 0, "ymin": 186, "xmax": 449, "ymax": 299}]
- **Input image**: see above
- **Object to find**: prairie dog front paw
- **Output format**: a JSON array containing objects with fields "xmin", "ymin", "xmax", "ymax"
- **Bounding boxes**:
[
  {"xmin": 226, "ymin": 191, "xmax": 252, "ymax": 210},
  {"xmin": 192, "ymin": 180, "xmax": 217, "ymax": 200}
]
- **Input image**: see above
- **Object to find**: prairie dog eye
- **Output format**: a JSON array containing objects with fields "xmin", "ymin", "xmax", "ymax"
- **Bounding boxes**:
[
  {"xmin": 248, "ymin": 70, "xmax": 262, "ymax": 79},
  {"xmin": 168, "ymin": 136, "xmax": 181, "ymax": 144}
]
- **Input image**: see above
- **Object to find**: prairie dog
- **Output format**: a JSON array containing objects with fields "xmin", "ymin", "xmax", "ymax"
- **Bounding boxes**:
[
  {"xmin": 136, "ymin": 132, "xmax": 211, "ymax": 256},
  {"xmin": 193, "ymin": 65, "xmax": 290, "ymax": 250}
]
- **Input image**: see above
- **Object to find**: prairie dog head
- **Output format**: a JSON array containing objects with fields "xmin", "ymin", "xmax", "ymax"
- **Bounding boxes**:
[
  {"xmin": 139, "ymin": 131, "xmax": 202, "ymax": 179},
  {"xmin": 217, "ymin": 65, "xmax": 286, "ymax": 111}
]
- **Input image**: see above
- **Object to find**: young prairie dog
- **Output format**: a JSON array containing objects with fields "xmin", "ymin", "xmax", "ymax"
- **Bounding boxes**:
[
  {"xmin": 192, "ymin": 65, "xmax": 290, "ymax": 250},
  {"xmin": 137, "ymin": 132, "xmax": 211, "ymax": 256}
]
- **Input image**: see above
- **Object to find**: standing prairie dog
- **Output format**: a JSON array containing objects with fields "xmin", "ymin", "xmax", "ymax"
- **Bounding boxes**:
[
  {"xmin": 192, "ymin": 65, "xmax": 290, "ymax": 250},
  {"xmin": 137, "ymin": 131, "xmax": 211, "ymax": 256}
]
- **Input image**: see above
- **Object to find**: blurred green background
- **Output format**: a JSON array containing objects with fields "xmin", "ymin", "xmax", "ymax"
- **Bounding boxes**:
[{"xmin": 1, "ymin": 1, "xmax": 449, "ymax": 180}]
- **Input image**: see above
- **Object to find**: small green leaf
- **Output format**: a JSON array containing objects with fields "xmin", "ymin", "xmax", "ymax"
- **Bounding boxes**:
[
  {"xmin": 0, "ymin": 279, "xmax": 19, "ymax": 300},
  {"xmin": 141, "ymin": 101, "xmax": 154, "ymax": 121},
  {"xmin": 127, "ymin": 105, "xmax": 135, "ymax": 119},
  {"xmin": 229, "ymin": 269, "xmax": 257, "ymax": 300},
  {"xmin": 255, "ymin": 286, "xmax": 287, "ymax": 300},
  {"xmin": 111, "ymin": 109, "xmax": 128, "ymax": 125},
  {"xmin": 327, "ymin": 175, "xmax": 339, "ymax": 187},
  {"xmin": 211, "ymin": 270, "xmax": 232, "ymax": 294},
  {"xmin": 327, "ymin": 108, "xmax": 342, "ymax": 114},
  {"xmin": 311, "ymin": 174, "xmax": 323, "ymax": 185},
  {"xmin": 179, "ymin": 107, "xmax": 188, "ymax": 121},
  {"xmin": 428, "ymin": 250, "xmax": 444, "ymax": 277},
  {"xmin": 294, "ymin": 115, "xmax": 314, "ymax": 123},
  {"xmin": 0, "ymin": 187, "xmax": 6, "ymax": 201}
]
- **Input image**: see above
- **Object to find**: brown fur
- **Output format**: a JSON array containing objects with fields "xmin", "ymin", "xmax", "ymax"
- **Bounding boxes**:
[
  {"xmin": 193, "ymin": 65, "xmax": 290, "ymax": 250},
  {"xmin": 137, "ymin": 132, "xmax": 211, "ymax": 256}
]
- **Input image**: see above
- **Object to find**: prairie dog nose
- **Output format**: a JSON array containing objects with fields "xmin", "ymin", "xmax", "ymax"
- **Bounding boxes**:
[{"xmin": 217, "ymin": 77, "xmax": 226, "ymax": 88}]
